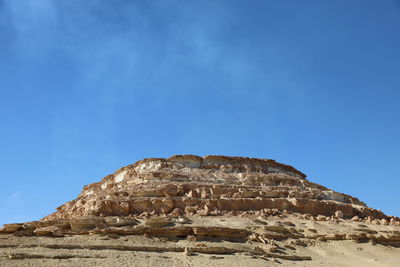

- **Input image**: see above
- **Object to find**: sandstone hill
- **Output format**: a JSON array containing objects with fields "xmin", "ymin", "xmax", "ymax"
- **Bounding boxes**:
[{"xmin": 1, "ymin": 155, "xmax": 400, "ymax": 266}]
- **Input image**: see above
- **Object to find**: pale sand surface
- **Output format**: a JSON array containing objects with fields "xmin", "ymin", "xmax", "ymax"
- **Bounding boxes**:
[
  {"xmin": 1, "ymin": 233, "xmax": 400, "ymax": 266},
  {"xmin": 2, "ymin": 216, "xmax": 400, "ymax": 266}
]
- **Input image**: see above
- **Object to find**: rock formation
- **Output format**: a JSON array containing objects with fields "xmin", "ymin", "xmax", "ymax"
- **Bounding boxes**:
[
  {"xmin": 1, "ymin": 155, "xmax": 400, "ymax": 266},
  {"xmin": 43, "ymin": 155, "xmax": 389, "ymax": 220}
]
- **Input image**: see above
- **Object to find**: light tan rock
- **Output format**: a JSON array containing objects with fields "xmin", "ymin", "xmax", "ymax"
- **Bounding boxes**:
[
  {"xmin": 335, "ymin": 210, "xmax": 344, "ymax": 219},
  {"xmin": 144, "ymin": 218, "xmax": 171, "ymax": 227},
  {"xmin": 69, "ymin": 217, "xmax": 103, "ymax": 231},
  {"xmin": 185, "ymin": 206, "xmax": 197, "ymax": 215},
  {"xmin": 104, "ymin": 217, "xmax": 138, "ymax": 227},
  {"xmin": 184, "ymin": 247, "xmax": 194, "ymax": 256},
  {"xmin": 170, "ymin": 208, "xmax": 182, "ymax": 217},
  {"xmin": 0, "ymin": 223, "xmax": 23, "ymax": 233},
  {"xmin": 186, "ymin": 190, "xmax": 198, "ymax": 198},
  {"xmin": 33, "ymin": 226, "xmax": 63, "ymax": 236},
  {"xmin": 197, "ymin": 205, "xmax": 210, "ymax": 216},
  {"xmin": 263, "ymin": 225, "xmax": 290, "ymax": 234},
  {"xmin": 380, "ymin": 219, "xmax": 389, "ymax": 225},
  {"xmin": 372, "ymin": 219, "xmax": 381, "ymax": 225}
]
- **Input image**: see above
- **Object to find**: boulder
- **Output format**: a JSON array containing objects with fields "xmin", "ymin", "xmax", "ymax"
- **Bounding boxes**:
[
  {"xmin": 144, "ymin": 218, "xmax": 171, "ymax": 227},
  {"xmin": 34, "ymin": 226, "xmax": 63, "ymax": 236},
  {"xmin": 0, "ymin": 223, "xmax": 23, "ymax": 233},
  {"xmin": 69, "ymin": 217, "xmax": 104, "ymax": 231}
]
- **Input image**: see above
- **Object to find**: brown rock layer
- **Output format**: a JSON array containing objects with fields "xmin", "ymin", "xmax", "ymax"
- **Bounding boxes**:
[{"xmin": 42, "ymin": 155, "xmax": 386, "ymax": 221}]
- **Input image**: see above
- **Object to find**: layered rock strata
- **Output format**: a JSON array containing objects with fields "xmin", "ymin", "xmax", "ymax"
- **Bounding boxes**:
[
  {"xmin": 1, "ymin": 155, "xmax": 400, "ymax": 265},
  {"xmin": 43, "ymin": 155, "xmax": 389, "ymax": 221}
]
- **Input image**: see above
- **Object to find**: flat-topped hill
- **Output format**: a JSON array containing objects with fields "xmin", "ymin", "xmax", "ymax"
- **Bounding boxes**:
[
  {"xmin": 1, "ymin": 155, "xmax": 399, "ymax": 266},
  {"xmin": 37, "ymin": 155, "xmax": 390, "ymax": 221}
]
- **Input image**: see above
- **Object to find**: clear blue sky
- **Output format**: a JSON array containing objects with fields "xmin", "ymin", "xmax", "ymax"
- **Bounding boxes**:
[{"xmin": 1, "ymin": 0, "xmax": 400, "ymax": 225}]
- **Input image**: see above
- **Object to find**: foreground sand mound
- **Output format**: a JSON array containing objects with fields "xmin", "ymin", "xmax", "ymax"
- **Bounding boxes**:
[{"xmin": 1, "ymin": 155, "xmax": 399, "ymax": 266}]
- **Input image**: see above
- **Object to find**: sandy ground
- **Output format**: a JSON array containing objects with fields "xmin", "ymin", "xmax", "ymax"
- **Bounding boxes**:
[
  {"xmin": 1, "ymin": 216, "xmax": 400, "ymax": 266},
  {"xmin": 1, "ymin": 234, "xmax": 400, "ymax": 266}
]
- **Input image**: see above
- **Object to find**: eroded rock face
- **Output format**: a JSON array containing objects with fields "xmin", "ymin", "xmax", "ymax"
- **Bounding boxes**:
[
  {"xmin": 41, "ymin": 155, "xmax": 385, "ymax": 221},
  {"xmin": 2, "ymin": 155, "xmax": 399, "ymax": 237},
  {"xmin": 1, "ymin": 155, "xmax": 400, "ymax": 265}
]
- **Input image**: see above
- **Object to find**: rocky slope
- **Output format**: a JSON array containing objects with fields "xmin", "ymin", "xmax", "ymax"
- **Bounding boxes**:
[{"xmin": 1, "ymin": 155, "xmax": 399, "ymax": 266}]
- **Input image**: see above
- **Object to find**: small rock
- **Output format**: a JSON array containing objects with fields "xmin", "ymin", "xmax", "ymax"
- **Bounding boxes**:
[
  {"xmin": 170, "ymin": 216, "xmax": 190, "ymax": 225},
  {"xmin": 335, "ymin": 210, "xmax": 344, "ymax": 219},
  {"xmin": 289, "ymin": 239, "xmax": 310, "ymax": 247},
  {"xmin": 263, "ymin": 225, "xmax": 290, "ymax": 233},
  {"xmin": 139, "ymin": 212, "xmax": 149, "ymax": 218},
  {"xmin": 184, "ymin": 206, "xmax": 197, "ymax": 215},
  {"xmin": 210, "ymin": 208, "xmax": 220, "ymax": 216},
  {"xmin": 170, "ymin": 208, "xmax": 182, "ymax": 217},
  {"xmin": 197, "ymin": 205, "xmax": 210, "ymax": 216},
  {"xmin": 371, "ymin": 219, "xmax": 380, "ymax": 225},
  {"xmin": 351, "ymin": 216, "xmax": 360, "ymax": 221},
  {"xmin": 34, "ymin": 226, "xmax": 63, "ymax": 236},
  {"xmin": 210, "ymin": 256, "xmax": 224, "ymax": 260},
  {"xmin": 187, "ymin": 235, "xmax": 197, "ymax": 242},
  {"xmin": 316, "ymin": 215, "xmax": 327, "ymax": 221},
  {"xmin": 263, "ymin": 244, "xmax": 279, "ymax": 252},
  {"xmin": 284, "ymin": 244, "xmax": 296, "ymax": 250},
  {"xmin": 0, "ymin": 223, "xmax": 23, "ymax": 233},
  {"xmin": 144, "ymin": 217, "xmax": 171, "ymax": 227},
  {"xmin": 365, "ymin": 216, "xmax": 373, "ymax": 223},
  {"xmin": 200, "ymin": 188, "xmax": 208, "ymax": 199},
  {"xmin": 104, "ymin": 217, "xmax": 138, "ymax": 227},
  {"xmin": 107, "ymin": 233, "xmax": 120, "ymax": 239},
  {"xmin": 389, "ymin": 218, "xmax": 400, "ymax": 226},
  {"xmin": 282, "ymin": 221, "xmax": 296, "ymax": 227},
  {"xmin": 184, "ymin": 247, "xmax": 194, "ymax": 256},
  {"xmin": 69, "ymin": 216, "xmax": 103, "ymax": 231}
]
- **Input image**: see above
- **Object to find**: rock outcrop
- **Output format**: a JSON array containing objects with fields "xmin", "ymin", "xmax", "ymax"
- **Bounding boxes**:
[
  {"xmin": 41, "ymin": 155, "xmax": 390, "ymax": 221},
  {"xmin": 1, "ymin": 155, "xmax": 399, "ymax": 266}
]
